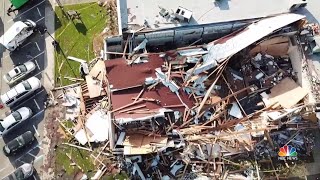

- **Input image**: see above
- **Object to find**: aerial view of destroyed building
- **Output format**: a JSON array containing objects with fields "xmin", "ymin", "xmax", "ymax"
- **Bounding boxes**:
[{"xmin": 2, "ymin": 0, "xmax": 320, "ymax": 179}]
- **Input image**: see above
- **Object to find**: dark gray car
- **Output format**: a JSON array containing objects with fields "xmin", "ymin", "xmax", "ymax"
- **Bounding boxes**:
[{"xmin": 3, "ymin": 131, "xmax": 34, "ymax": 156}]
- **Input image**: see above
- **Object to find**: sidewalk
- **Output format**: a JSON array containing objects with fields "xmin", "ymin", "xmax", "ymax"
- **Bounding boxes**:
[{"xmin": 55, "ymin": 0, "xmax": 97, "ymax": 6}]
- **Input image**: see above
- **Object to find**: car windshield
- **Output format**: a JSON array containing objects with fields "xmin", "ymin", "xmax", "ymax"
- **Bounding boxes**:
[
  {"xmin": 22, "ymin": 81, "xmax": 31, "ymax": 90},
  {"xmin": 12, "ymin": 111, "xmax": 22, "ymax": 120},
  {"xmin": 18, "ymin": 65, "xmax": 27, "ymax": 72},
  {"xmin": 0, "ymin": 122, "xmax": 4, "ymax": 132},
  {"xmin": 13, "ymin": 168, "xmax": 25, "ymax": 179},
  {"xmin": 4, "ymin": 74, "xmax": 12, "ymax": 81}
]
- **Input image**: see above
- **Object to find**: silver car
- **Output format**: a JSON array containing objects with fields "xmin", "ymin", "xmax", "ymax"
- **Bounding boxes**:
[
  {"xmin": 2, "ymin": 163, "xmax": 34, "ymax": 180},
  {"xmin": 3, "ymin": 61, "xmax": 36, "ymax": 85}
]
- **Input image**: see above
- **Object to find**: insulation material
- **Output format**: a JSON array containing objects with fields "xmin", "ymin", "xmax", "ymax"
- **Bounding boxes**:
[
  {"xmin": 85, "ymin": 110, "xmax": 110, "ymax": 142},
  {"xmin": 195, "ymin": 13, "xmax": 305, "ymax": 74}
]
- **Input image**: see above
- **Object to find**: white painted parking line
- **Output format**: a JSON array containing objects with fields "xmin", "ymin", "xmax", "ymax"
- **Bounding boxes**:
[
  {"xmin": 7, "ymin": 0, "xmax": 46, "ymax": 23},
  {"xmin": 34, "ymin": 154, "xmax": 44, "ymax": 163},
  {"xmin": 33, "ymin": 51, "xmax": 45, "ymax": 60},
  {"xmin": 0, "ymin": 165, "xmax": 9, "ymax": 173},
  {"xmin": 34, "ymin": 99, "xmax": 40, "ymax": 110},
  {"xmin": 33, "ymin": 125, "xmax": 40, "ymax": 137},
  {"xmin": 37, "ymin": 7, "xmax": 42, "ymax": 16},
  {"xmin": 36, "ymin": 17, "xmax": 45, "ymax": 23},
  {"xmin": 34, "ymin": 60, "xmax": 41, "ymax": 70},
  {"xmin": 21, "ymin": 42, "xmax": 32, "ymax": 49},
  {"xmin": 18, "ymin": 159, "xmax": 27, "ymax": 164},
  {"xmin": 15, "ymin": 142, "xmax": 42, "ymax": 162},
  {"xmin": 15, "ymin": 89, "xmax": 45, "ymax": 108},
  {"xmin": 35, "ymin": 42, "xmax": 41, "ymax": 51},
  {"xmin": 28, "ymin": 152, "xmax": 37, "ymax": 158},
  {"xmin": 31, "ymin": 109, "xmax": 44, "ymax": 119}
]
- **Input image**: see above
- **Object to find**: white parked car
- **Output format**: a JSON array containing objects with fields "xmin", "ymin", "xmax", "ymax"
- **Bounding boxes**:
[
  {"xmin": 0, "ymin": 107, "xmax": 32, "ymax": 135},
  {"xmin": 2, "ymin": 163, "xmax": 34, "ymax": 180},
  {"xmin": 0, "ymin": 76, "xmax": 41, "ymax": 107},
  {"xmin": 3, "ymin": 61, "xmax": 36, "ymax": 85},
  {"xmin": 0, "ymin": 20, "xmax": 36, "ymax": 51}
]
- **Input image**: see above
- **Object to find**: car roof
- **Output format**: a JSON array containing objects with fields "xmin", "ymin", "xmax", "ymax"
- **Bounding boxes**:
[
  {"xmin": 0, "ymin": 21, "xmax": 28, "ymax": 46},
  {"xmin": 0, "ymin": 77, "xmax": 40, "ymax": 103},
  {"xmin": 6, "ymin": 131, "xmax": 33, "ymax": 150},
  {"xmin": 26, "ymin": 77, "xmax": 41, "ymax": 89},
  {"xmin": 1, "ymin": 114, "xmax": 17, "ymax": 129}
]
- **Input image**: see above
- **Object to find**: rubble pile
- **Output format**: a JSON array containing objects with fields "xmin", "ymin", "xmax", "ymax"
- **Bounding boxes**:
[{"xmin": 54, "ymin": 14, "xmax": 320, "ymax": 179}]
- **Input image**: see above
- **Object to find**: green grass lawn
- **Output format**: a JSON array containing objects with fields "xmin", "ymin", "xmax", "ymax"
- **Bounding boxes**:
[
  {"xmin": 54, "ymin": 3, "xmax": 107, "ymax": 86},
  {"xmin": 55, "ymin": 145, "xmax": 95, "ymax": 176}
]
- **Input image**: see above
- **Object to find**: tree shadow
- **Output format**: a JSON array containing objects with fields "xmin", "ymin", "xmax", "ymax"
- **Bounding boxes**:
[{"xmin": 75, "ymin": 22, "xmax": 88, "ymax": 35}]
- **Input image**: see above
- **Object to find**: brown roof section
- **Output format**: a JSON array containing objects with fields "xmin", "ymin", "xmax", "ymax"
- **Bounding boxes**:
[
  {"xmin": 111, "ymin": 86, "xmax": 194, "ymax": 115},
  {"xmin": 105, "ymin": 54, "xmax": 164, "ymax": 90}
]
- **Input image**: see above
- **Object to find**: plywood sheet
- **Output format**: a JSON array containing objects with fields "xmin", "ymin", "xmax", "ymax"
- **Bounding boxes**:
[
  {"xmin": 123, "ymin": 134, "xmax": 167, "ymax": 155},
  {"xmin": 89, "ymin": 60, "xmax": 106, "ymax": 81},
  {"xmin": 85, "ymin": 75, "xmax": 106, "ymax": 98},
  {"xmin": 267, "ymin": 77, "xmax": 307, "ymax": 109}
]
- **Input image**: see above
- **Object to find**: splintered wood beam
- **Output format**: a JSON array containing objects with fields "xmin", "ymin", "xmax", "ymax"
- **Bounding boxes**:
[
  {"xmin": 133, "ymin": 88, "xmax": 145, "ymax": 102},
  {"xmin": 118, "ymin": 105, "xmax": 147, "ymax": 113},
  {"xmin": 196, "ymin": 57, "xmax": 230, "ymax": 116},
  {"xmin": 221, "ymin": 74, "xmax": 247, "ymax": 117},
  {"xmin": 111, "ymin": 99, "xmax": 144, "ymax": 113}
]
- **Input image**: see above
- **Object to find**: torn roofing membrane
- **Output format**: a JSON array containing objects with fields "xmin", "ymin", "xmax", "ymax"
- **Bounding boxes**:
[
  {"xmin": 195, "ymin": 13, "xmax": 305, "ymax": 75},
  {"xmin": 105, "ymin": 54, "xmax": 164, "ymax": 90}
]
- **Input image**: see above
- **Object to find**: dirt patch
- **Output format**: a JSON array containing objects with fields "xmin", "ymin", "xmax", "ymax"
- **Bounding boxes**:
[{"xmin": 41, "ymin": 95, "xmax": 65, "ymax": 179}]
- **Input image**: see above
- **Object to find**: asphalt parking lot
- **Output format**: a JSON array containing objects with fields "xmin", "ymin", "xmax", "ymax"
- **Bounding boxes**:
[{"xmin": 0, "ymin": 0, "xmax": 52, "ymax": 178}]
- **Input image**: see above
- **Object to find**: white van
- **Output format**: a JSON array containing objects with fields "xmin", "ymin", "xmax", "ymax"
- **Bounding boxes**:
[{"xmin": 0, "ymin": 20, "xmax": 36, "ymax": 51}]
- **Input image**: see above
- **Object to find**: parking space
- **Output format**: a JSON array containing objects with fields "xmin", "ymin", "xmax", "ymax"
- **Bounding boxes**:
[{"xmin": 0, "ymin": 0, "xmax": 51, "ymax": 178}]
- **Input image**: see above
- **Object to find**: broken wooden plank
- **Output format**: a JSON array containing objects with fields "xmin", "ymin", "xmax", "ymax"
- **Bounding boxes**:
[
  {"xmin": 111, "ymin": 99, "xmax": 144, "ymax": 113},
  {"xmin": 119, "ymin": 105, "xmax": 147, "ymax": 113}
]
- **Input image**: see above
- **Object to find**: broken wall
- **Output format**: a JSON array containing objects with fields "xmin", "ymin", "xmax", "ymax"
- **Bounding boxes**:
[{"xmin": 288, "ymin": 36, "xmax": 315, "ymax": 103}]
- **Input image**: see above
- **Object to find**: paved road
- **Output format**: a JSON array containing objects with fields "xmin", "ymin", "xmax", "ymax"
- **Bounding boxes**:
[{"xmin": 0, "ymin": 0, "xmax": 53, "ymax": 178}]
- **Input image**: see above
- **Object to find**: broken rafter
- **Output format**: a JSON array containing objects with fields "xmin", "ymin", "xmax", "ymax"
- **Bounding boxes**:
[
  {"xmin": 197, "ymin": 57, "xmax": 230, "ymax": 115},
  {"xmin": 111, "ymin": 99, "xmax": 144, "ymax": 113},
  {"xmin": 221, "ymin": 74, "xmax": 247, "ymax": 116}
]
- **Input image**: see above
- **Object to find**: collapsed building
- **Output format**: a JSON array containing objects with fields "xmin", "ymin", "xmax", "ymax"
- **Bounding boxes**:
[{"xmin": 54, "ymin": 11, "xmax": 320, "ymax": 179}]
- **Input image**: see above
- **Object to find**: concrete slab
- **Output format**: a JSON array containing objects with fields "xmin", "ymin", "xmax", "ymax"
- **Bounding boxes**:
[{"xmin": 123, "ymin": 0, "xmax": 296, "ymax": 31}]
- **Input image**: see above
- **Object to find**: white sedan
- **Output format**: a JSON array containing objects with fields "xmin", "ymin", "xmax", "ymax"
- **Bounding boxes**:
[
  {"xmin": 0, "ymin": 107, "xmax": 32, "ymax": 135},
  {"xmin": 3, "ymin": 61, "xmax": 36, "ymax": 85},
  {"xmin": 1, "ymin": 76, "xmax": 41, "ymax": 107}
]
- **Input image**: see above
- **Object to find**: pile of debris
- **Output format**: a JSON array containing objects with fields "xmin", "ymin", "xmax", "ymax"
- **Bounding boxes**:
[{"xmin": 54, "ymin": 13, "xmax": 320, "ymax": 179}]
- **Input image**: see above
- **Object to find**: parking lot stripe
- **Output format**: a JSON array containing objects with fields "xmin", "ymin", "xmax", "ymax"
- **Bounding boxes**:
[
  {"xmin": 35, "ymin": 42, "xmax": 41, "ymax": 51},
  {"xmin": 37, "ymin": 7, "xmax": 42, "ymax": 16},
  {"xmin": 33, "ymin": 125, "xmax": 40, "ymax": 137},
  {"xmin": 13, "ymin": 89, "xmax": 45, "ymax": 109},
  {"xmin": 35, "ymin": 60, "xmax": 41, "ymax": 70},
  {"xmin": 31, "ymin": 109, "xmax": 44, "ymax": 119},
  {"xmin": 18, "ymin": 159, "xmax": 27, "ymax": 164},
  {"xmin": 21, "ymin": 42, "xmax": 32, "ymax": 49},
  {"xmin": 36, "ymin": 17, "xmax": 45, "ymax": 23},
  {"xmin": 34, "ymin": 99, "xmax": 40, "ymax": 110},
  {"xmin": 28, "ymin": 152, "xmax": 37, "ymax": 158},
  {"xmin": 7, "ymin": 0, "xmax": 46, "ymax": 23},
  {"xmin": 33, "ymin": 51, "xmax": 45, "ymax": 60}
]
